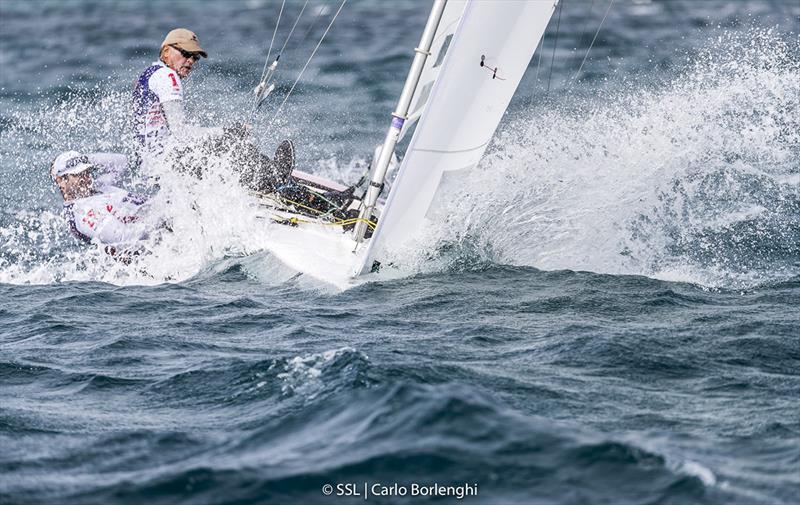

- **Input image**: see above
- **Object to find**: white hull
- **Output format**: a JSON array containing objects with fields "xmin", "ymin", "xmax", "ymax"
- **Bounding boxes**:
[
  {"xmin": 248, "ymin": 0, "xmax": 558, "ymax": 286},
  {"xmin": 251, "ymin": 171, "xmax": 375, "ymax": 289},
  {"xmin": 261, "ymin": 218, "xmax": 365, "ymax": 290}
]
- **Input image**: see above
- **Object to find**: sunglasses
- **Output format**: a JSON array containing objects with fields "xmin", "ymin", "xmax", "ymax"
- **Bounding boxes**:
[{"xmin": 173, "ymin": 46, "xmax": 201, "ymax": 61}]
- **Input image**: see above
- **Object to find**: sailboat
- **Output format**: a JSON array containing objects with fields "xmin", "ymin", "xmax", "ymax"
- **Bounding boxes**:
[{"xmin": 256, "ymin": 0, "xmax": 559, "ymax": 289}]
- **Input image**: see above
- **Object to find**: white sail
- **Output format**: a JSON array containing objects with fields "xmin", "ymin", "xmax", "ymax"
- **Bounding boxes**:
[
  {"xmin": 399, "ymin": 0, "xmax": 468, "ymax": 140},
  {"xmin": 355, "ymin": 0, "xmax": 558, "ymax": 276}
]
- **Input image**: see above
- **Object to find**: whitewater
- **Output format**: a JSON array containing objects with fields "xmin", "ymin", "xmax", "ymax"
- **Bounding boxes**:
[{"xmin": 1, "ymin": 1, "xmax": 798, "ymax": 504}]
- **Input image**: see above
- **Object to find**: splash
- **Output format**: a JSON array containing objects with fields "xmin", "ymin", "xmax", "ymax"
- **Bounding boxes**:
[
  {"xmin": 0, "ymin": 75, "xmax": 365, "ymax": 286},
  {"xmin": 0, "ymin": 103, "xmax": 285, "ymax": 285},
  {"xmin": 2, "ymin": 28, "xmax": 797, "ymax": 289},
  {"xmin": 429, "ymin": 27, "xmax": 799, "ymax": 289}
]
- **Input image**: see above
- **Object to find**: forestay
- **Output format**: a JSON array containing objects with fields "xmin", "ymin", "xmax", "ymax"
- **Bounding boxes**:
[{"xmin": 355, "ymin": 0, "xmax": 558, "ymax": 276}]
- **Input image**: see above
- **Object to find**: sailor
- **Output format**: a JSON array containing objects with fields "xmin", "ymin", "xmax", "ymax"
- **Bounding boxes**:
[
  {"xmin": 132, "ymin": 28, "xmax": 214, "ymax": 155},
  {"xmin": 51, "ymin": 151, "xmax": 163, "ymax": 259},
  {"xmin": 132, "ymin": 28, "xmax": 297, "ymax": 193}
]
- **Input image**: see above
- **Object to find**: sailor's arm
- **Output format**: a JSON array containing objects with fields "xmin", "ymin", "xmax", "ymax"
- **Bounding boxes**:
[
  {"xmin": 86, "ymin": 153, "xmax": 129, "ymax": 188},
  {"xmin": 161, "ymin": 100, "xmax": 223, "ymax": 140},
  {"xmin": 73, "ymin": 208, "xmax": 135, "ymax": 245},
  {"xmin": 149, "ymin": 66, "xmax": 222, "ymax": 140},
  {"xmin": 71, "ymin": 195, "xmax": 147, "ymax": 245}
]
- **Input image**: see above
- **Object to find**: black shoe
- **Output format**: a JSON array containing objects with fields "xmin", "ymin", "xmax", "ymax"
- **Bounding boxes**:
[
  {"xmin": 272, "ymin": 140, "xmax": 295, "ymax": 186},
  {"xmin": 251, "ymin": 140, "xmax": 295, "ymax": 193}
]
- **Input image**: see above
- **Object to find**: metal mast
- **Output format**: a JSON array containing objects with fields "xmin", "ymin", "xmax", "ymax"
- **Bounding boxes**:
[{"xmin": 352, "ymin": 0, "xmax": 449, "ymax": 243}]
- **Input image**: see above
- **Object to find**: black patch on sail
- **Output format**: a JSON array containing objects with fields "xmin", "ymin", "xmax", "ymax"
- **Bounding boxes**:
[{"xmin": 434, "ymin": 34, "xmax": 453, "ymax": 68}]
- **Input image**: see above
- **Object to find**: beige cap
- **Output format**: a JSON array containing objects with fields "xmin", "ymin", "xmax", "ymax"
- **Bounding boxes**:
[{"xmin": 161, "ymin": 28, "xmax": 207, "ymax": 58}]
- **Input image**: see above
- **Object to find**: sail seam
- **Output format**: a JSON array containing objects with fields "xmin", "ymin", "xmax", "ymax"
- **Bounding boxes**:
[{"xmin": 411, "ymin": 141, "xmax": 490, "ymax": 155}]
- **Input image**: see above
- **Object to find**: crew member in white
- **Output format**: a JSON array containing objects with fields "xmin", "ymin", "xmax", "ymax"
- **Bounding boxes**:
[
  {"xmin": 51, "ymin": 151, "xmax": 161, "ymax": 255},
  {"xmin": 132, "ymin": 28, "xmax": 296, "ymax": 192},
  {"xmin": 132, "ymin": 28, "xmax": 219, "ymax": 156}
]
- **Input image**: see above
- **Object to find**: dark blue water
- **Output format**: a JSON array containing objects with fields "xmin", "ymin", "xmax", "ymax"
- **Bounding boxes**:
[{"xmin": 1, "ymin": 1, "xmax": 799, "ymax": 504}]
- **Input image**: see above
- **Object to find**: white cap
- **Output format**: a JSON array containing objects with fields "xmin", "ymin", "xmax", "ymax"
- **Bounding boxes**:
[{"xmin": 51, "ymin": 151, "xmax": 93, "ymax": 180}]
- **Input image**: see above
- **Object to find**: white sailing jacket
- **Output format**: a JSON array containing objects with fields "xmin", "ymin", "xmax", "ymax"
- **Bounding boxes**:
[{"xmin": 132, "ymin": 61, "xmax": 184, "ymax": 152}]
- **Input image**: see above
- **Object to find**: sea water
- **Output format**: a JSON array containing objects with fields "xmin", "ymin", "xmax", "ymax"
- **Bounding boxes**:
[{"xmin": 1, "ymin": 1, "xmax": 798, "ymax": 503}]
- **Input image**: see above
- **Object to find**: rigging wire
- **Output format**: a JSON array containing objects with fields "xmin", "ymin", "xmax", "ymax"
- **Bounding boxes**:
[
  {"xmin": 299, "ymin": 1, "xmax": 329, "ymax": 45},
  {"xmin": 546, "ymin": 0, "xmax": 564, "ymax": 93},
  {"xmin": 265, "ymin": 1, "xmax": 285, "ymax": 66},
  {"xmin": 259, "ymin": 0, "xmax": 286, "ymax": 85},
  {"xmin": 252, "ymin": 1, "xmax": 311, "ymax": 114},
  {"xmin": 277, "ymin": 0, "xmax": 310, "ymax": 57},
  {"xmin": 266, "ymin": 0, "xmax": 347, "ymax": 134},
  {"xmin": 561, "ymin": 0, "xmax": 594, "ymax": 89},
  {"xmin": 535, "ymin": 36, "xmax": 544, "ymax": 88},
  {"xmin": 570, "ymin": 0, "xmax": 615, "ymax": 86},
  {"xmin": 574, "ymin": 0, "xmax": 596, "ymax": 53},
  {"xmin": 527, "ymin": 35, "xmax": 545, "ymax": 107}
]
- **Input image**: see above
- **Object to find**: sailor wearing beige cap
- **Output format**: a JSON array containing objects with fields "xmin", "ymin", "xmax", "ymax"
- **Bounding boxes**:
[
  {"xmin": 160, "ymin": 28, "xmax": 207, "ymax": 78},
  {"xmin": 131, "ymin": 28, "xmax": 299, "ymax": 193},
  {"xmin": 133, "ymin": 28, "xmax": 218, "ymax": 158}
]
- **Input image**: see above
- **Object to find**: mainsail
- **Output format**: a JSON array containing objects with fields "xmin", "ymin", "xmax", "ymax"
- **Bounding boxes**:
[{"xmin": 355, "ymin": 0, "xmax": 559, "ymax": 276}]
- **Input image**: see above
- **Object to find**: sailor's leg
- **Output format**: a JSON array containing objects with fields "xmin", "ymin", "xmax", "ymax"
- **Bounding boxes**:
[
  {"xmin": 252, "ymin": 140, "xmax": 295, "ymax": 193},
  {"xmin": 272, "ymin": 140, "xmax": 295, "ymax": 182},
  {"xmin": 232, "ymin": 141, "xmax": 263, "ymax": 189}
]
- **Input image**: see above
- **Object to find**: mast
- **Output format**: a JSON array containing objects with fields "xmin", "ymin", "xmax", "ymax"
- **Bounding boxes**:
[
  {"xmin": 352, "ymin": 0, "xmax": 449, "ymax": 244},
  {"xmin": 352, "ymin": 0, "xmax": 559, "ymax": 277}
]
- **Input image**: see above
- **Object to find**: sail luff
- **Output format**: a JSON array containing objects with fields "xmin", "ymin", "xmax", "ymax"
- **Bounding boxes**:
[
  {"xmin": 354, "ymin": 0, "xmax": 559, "ymax": 276},
  {"xmin": 351, "ymin": 0, "xmax": 450, "ymax": 243},
  {"xmin": 398, "ymin": 0, "xmax": 468, "ymax": 140}
]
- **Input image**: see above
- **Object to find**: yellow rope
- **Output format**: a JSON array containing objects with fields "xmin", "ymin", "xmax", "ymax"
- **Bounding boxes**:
[
  {"xmin": 271, "ymin": 215, "xmax": 376, "ymax": 230},
  {"xmin": 254, "ymin": 192, "xmax": 324, "ymax": 216},
  {"xmin": 253, "ymin": 191, "xmax": 376, "ymax": 230}
]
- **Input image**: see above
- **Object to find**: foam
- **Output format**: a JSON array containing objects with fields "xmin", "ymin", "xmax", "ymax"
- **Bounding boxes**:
[
  {"xmin": 1, "ymin": 28, "xmax": 797, "ymax": 290},
  {"xmin": 276, "ymin": 347, "xmax": 366, "ymax": 399},
  {"xmin": 424, "ymin": 27, "xmax": 799, "ymax": 289}
]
